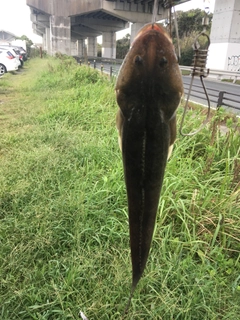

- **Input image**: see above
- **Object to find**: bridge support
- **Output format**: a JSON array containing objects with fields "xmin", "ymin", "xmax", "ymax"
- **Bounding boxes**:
[
  {"xmin": 102, "ymin": 31, "xmax": 116, "ymax": 59},
  {"xmin": 87, "ymin": 37, "xmax": 98, "ymax": 57},
  {"xmin": 208, "ymin": 0, "xmax": 240, "ymax": 71},
  {"xmin": 77, "ymin": 39, "xmax": 85, "ymax": 57},
  {"xmin": 130, "ymin": 23, "xmax": 146, "ymax": 43},
  {"xmin": 71, "ymin": 40, "xmax": 78, "ymax": 56},
  {"xmin": 49, "ymin": 15, "xmax": 71, "ymax": 56},
  {"xmin": 26, "ymin": 0, "xmax": 177, "ymax": 57},
  {"xmin": 43, "ymin": 28, "xmax": 50, "ymax": 52}
]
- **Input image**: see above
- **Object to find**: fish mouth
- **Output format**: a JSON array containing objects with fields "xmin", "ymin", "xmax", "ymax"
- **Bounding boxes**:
[{"xmin": 133, "ymin": 22, "xmax": 172, "ymax": 45}]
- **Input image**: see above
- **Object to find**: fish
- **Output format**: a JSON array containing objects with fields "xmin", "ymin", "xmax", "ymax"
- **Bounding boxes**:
[{"xmin": 115, "ymin": 23, "xmax": 183, "ymax": 297}]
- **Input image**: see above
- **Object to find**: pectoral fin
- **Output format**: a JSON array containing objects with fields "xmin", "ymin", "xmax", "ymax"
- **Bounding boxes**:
[{"xmin": 116, "ymin": 108, "xmax": 124, "ymax": 152}]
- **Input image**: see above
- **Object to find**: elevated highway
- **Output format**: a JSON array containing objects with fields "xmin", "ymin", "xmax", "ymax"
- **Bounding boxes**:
[
  {"xmin": 27, "ymin": 0, "xmax": 240, "ymax": 74},
  {"xmin": 26, "ymin": 0, "xmax": 190, "ymax": 57}
]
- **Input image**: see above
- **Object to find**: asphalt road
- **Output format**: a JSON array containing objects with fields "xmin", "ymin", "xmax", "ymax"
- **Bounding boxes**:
[{"xmin": 182, "ymin": 76, "xmax": 240, "ymax": 114}]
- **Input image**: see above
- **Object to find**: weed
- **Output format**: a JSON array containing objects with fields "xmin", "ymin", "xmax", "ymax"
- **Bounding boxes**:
[{"xmin": 0, "ymin": 57, "xmax": 239, "ymax": 319}]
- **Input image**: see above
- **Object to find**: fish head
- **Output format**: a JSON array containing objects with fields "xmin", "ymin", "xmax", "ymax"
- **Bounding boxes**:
[{"xmin": 116, "ymin": 23, "xmax": 183, "ymax": 122}]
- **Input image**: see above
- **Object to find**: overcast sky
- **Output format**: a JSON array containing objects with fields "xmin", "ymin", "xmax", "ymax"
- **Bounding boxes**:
[{"xmin": 0, "ymin": 0, "xmax": 215, "ymax": 43}]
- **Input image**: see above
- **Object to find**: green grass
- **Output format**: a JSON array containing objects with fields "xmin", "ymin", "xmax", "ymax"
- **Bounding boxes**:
[
  {"xmin": 222, "ymin": 79, "xmax": 240, "ymax": 85},
  {"xmin": 0, "ymin": 56, "xmax": 240, "ymax": 319},
  {"xmin": 181, "ymin": 70, "xmax": 191, "ymax": 76}
]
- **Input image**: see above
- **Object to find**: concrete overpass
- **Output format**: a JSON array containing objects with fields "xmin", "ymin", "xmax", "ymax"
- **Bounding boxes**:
[
  {"xmin": 27, "ymin": 0, "xmax": 240, "ymax": 73},
  {"xmin": 26, "ymin": 0, "xmax": 190, "ymax": 58}
]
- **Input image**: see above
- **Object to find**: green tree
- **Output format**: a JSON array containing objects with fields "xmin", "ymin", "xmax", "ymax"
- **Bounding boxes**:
[
  {"xmin": 174, "ymin": 9, "xmax": 212, "ymax": 38},
  {"xmin": 116, "ymin": 33, "xmax": 130, "ymax": 59},
  {"xmin": 97, "ymin": 43, "xmax": 102, "ymax": 57},
  {"xmin": 172, "ymin": 9, "xmax": 213, "ymax": 65},
  {"xmin": 17, "ymin": 35, "xmax": 33, "ymax": 56}
]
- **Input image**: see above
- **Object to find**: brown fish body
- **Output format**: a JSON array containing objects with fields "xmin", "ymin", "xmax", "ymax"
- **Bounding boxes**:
[{"xmin": 115, "ymin": 23, "xmax": 183, "ymax": 292}]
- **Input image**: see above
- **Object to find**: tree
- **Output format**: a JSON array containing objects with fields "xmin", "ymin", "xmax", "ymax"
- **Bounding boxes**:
[
  {"xmin": 97, "ymin": 43, "xmax": 102, "ymax": 57},
  {"xmin": 172, "ymin": 9, "xmax": 213, "ymax": 65},
  {"xmin": 116, "ymin": 33, "xmax": 130, "ymax": 59},
  {"xmin": 17, "ymin": 35, "xmax": 33, "ymax": 56}
]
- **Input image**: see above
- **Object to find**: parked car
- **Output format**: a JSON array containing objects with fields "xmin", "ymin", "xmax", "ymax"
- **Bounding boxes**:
[
  {"xmin": 13, "ymin": 48, "xmax": 24, "ymax": 67},
  {"xmin": 0, "ymin": 46, "xmax": 22, "ymax": 68},
  {"xmin": 15, "ymin": 46, "xmax": 28, "ymax": 61},
  {"xmin": 0, "ymin": 44, "xmax": 27, "ymax": 62},
  {"xmin": 4, "ymin": 45, "xmax": 28, "ymax": 61},
  {"xmin": 0, "ymin": 49, "xmax": 18, "ymax": 76},
  {"xmin": 0, "ymin": 46, "xmax": 24, "ymax": 68}
]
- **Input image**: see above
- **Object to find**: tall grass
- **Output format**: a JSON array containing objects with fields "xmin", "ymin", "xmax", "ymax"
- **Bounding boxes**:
[{"xmin": 0, "ymin": 56, "xmax": 239, "ymax": 319}]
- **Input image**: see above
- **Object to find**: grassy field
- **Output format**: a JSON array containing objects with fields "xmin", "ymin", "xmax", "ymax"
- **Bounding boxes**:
[{"xmin": 0, "ymin": 56, "xmax": 239, "ymax": 320}]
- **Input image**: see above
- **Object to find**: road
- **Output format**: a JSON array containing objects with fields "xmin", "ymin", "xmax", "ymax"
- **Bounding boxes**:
[{"xmin": 182, "ymin": 76, "xmax": 240, "ymax": 114}]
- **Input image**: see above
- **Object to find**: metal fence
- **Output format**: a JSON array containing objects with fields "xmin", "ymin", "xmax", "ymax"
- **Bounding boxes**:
[
  {"xmin": 74, "ymin": 57, "xmax": 120, "ymax": 78},
  {"xmin": 180, "ymin": 66, "xmax": 240, "ymax": 112},
  {"xmin": 74, "ymin": 57, "xmax": 240, "ymax": 113},
  {"xmin": 182, "ymin": 78, "xmax": 240, "ymax": 113},
  {"xmin": 217, "ymin": 91, "xmax": 240, "ymax": 111}
]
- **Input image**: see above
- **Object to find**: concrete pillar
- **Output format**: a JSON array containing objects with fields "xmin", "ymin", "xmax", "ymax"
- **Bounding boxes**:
[
  {"xmin": 87, "ymin": 36, "xmax": 97, "ymax": 57},
  {"xmin": 76, "ymin": 39, "xmax": 84, "ymax": 56},
  {"xmin": 130, "ymin": 23, "xmax": 145, "ymax": 44},
  {"xmin": 49, "ymin": 15, "xmax": 71, "ymax": 56},
  {"xmin": 45, "ymin": 27, "xmax": 50, "ymax": 52},
  {"xmin": 71, "ymin": 40, "xmax": 78, "ymax": 56},
  {"xmin": 207, "ymin": 0, "xmax": 240, "ymax": 71},
  {"xmin": 102, "ymin": 31, "xmax": 116, "ymax": 59},
  {"xmin": 43, "ymin": 33, "xmax": 47, "ymax": 51}
]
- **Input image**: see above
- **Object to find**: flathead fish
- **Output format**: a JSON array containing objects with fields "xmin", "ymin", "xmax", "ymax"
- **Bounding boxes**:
[{"xmin": 115, "ymin": 23, "xmax": 183, "ymax": 294}]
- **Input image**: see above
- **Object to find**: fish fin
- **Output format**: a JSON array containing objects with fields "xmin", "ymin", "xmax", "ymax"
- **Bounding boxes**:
[
  {"xmin": 122, "ymin": 285, "xmax": 136, "ymax": 318},
  {"xmin": 168, "ymin": 113, "xmax": 177, "ymax": 159},
  {"xmin": 168, "ymin": 144, "xmax": 174, "ymax": 160},
  {"xmin": 116, "ymin": 108, "xmax": 124, "ymax": 152}
]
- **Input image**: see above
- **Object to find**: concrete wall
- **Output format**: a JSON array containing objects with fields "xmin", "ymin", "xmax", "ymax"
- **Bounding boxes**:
[
  {"xmin": 208, "ymin": 0, "xmax": 240, "ymax": 71},
  {"xmin": 87, "ymin": 37, "xmax": 97, "ymax": 57},
  {"xmin": 50, "ymin": 15, "xmax": 71, "ymax": 55},
  {"xmin": 102, "ymin": 32, "xmax": 116, "ymax": 59},
  {"xmin": 27, "ymin": 0, "xmax": 239, "ymax": 67},
  {"xmin": 210, "ymin": 0, "xmax": 240, "ymax": 43},
  {"xmin": 208, "ymin": 42, "xmax": 240, "ymax": 71},
  {"xmin": 27, "ymin": 0, "xmax": 52, "ymax": 15},
  {"xmin": 130, "ymin": 23, "xmax": 145, "ymax": 43},
  {"xmin": 71, "ymin": 40, "xmax": 78, "ymax": 56},
  {"xmin": 226, "ymin": 43, "xmax": 240, "ymax": 71},
  {"xmin": 27, "ymin": 0, "xmax": 103, "ymax": 16}
]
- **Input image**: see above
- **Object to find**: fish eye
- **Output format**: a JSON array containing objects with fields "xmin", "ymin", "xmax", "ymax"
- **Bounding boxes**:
[
  {"xmin": 159, "ymin": 57, "xmax": 168, "ymax": 67},
  {"xmin": 134, "ymin": 55, "xmax": 143, "ymax": 65}
]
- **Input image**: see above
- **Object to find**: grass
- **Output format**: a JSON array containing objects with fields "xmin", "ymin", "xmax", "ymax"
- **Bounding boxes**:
[
  {"xmin": 222, "ymin": 79, "xmax": 240, "ymax": 85},
  {"xmin": 0, "ymin": 55, "xmax": 240, "ymax": 320}
]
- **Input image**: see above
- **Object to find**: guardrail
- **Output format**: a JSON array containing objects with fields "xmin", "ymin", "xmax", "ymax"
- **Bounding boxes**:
[
  {"xmin": 180, "ymin": 66, "xmax": 240, "ymax": 83},
  {"xmin": 75, "ymin": 57, "xmax": 240, "ymax": 83},
  {"xmin": 180, "ymin": 66, "xmax": 240, "ymax": 112},
  {"xmin": 75, "ymin": 57, "xmax": 119, "ymax": 77},
  {"xmin": 74, "ymin": 57, "xmax": 240, "ymax": 113},
  {"xmin": 217, "ymin": 91, "xmax": 240, "ymax": 111},
  {"xmin": 182, "ymin": 78, "xmax": 240, "ymax": 112}
]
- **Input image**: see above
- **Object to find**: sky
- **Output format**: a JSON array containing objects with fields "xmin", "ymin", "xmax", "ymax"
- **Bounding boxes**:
[{"xmin": 0, "ymin": 0, "xmax": 215, "ymax": 43}]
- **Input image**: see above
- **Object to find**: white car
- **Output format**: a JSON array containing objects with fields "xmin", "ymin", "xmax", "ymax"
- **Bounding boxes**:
[
  {"xmin": 0, "ymin": 49, "xmax": 19, "ymax": 76},
  {"xmin": 0, "ymin": 44, "xmax": 28, "ymax": 61},
  {"xmin": 0, "ymin": 47, "xmax": 21, "ymax": 69}
]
